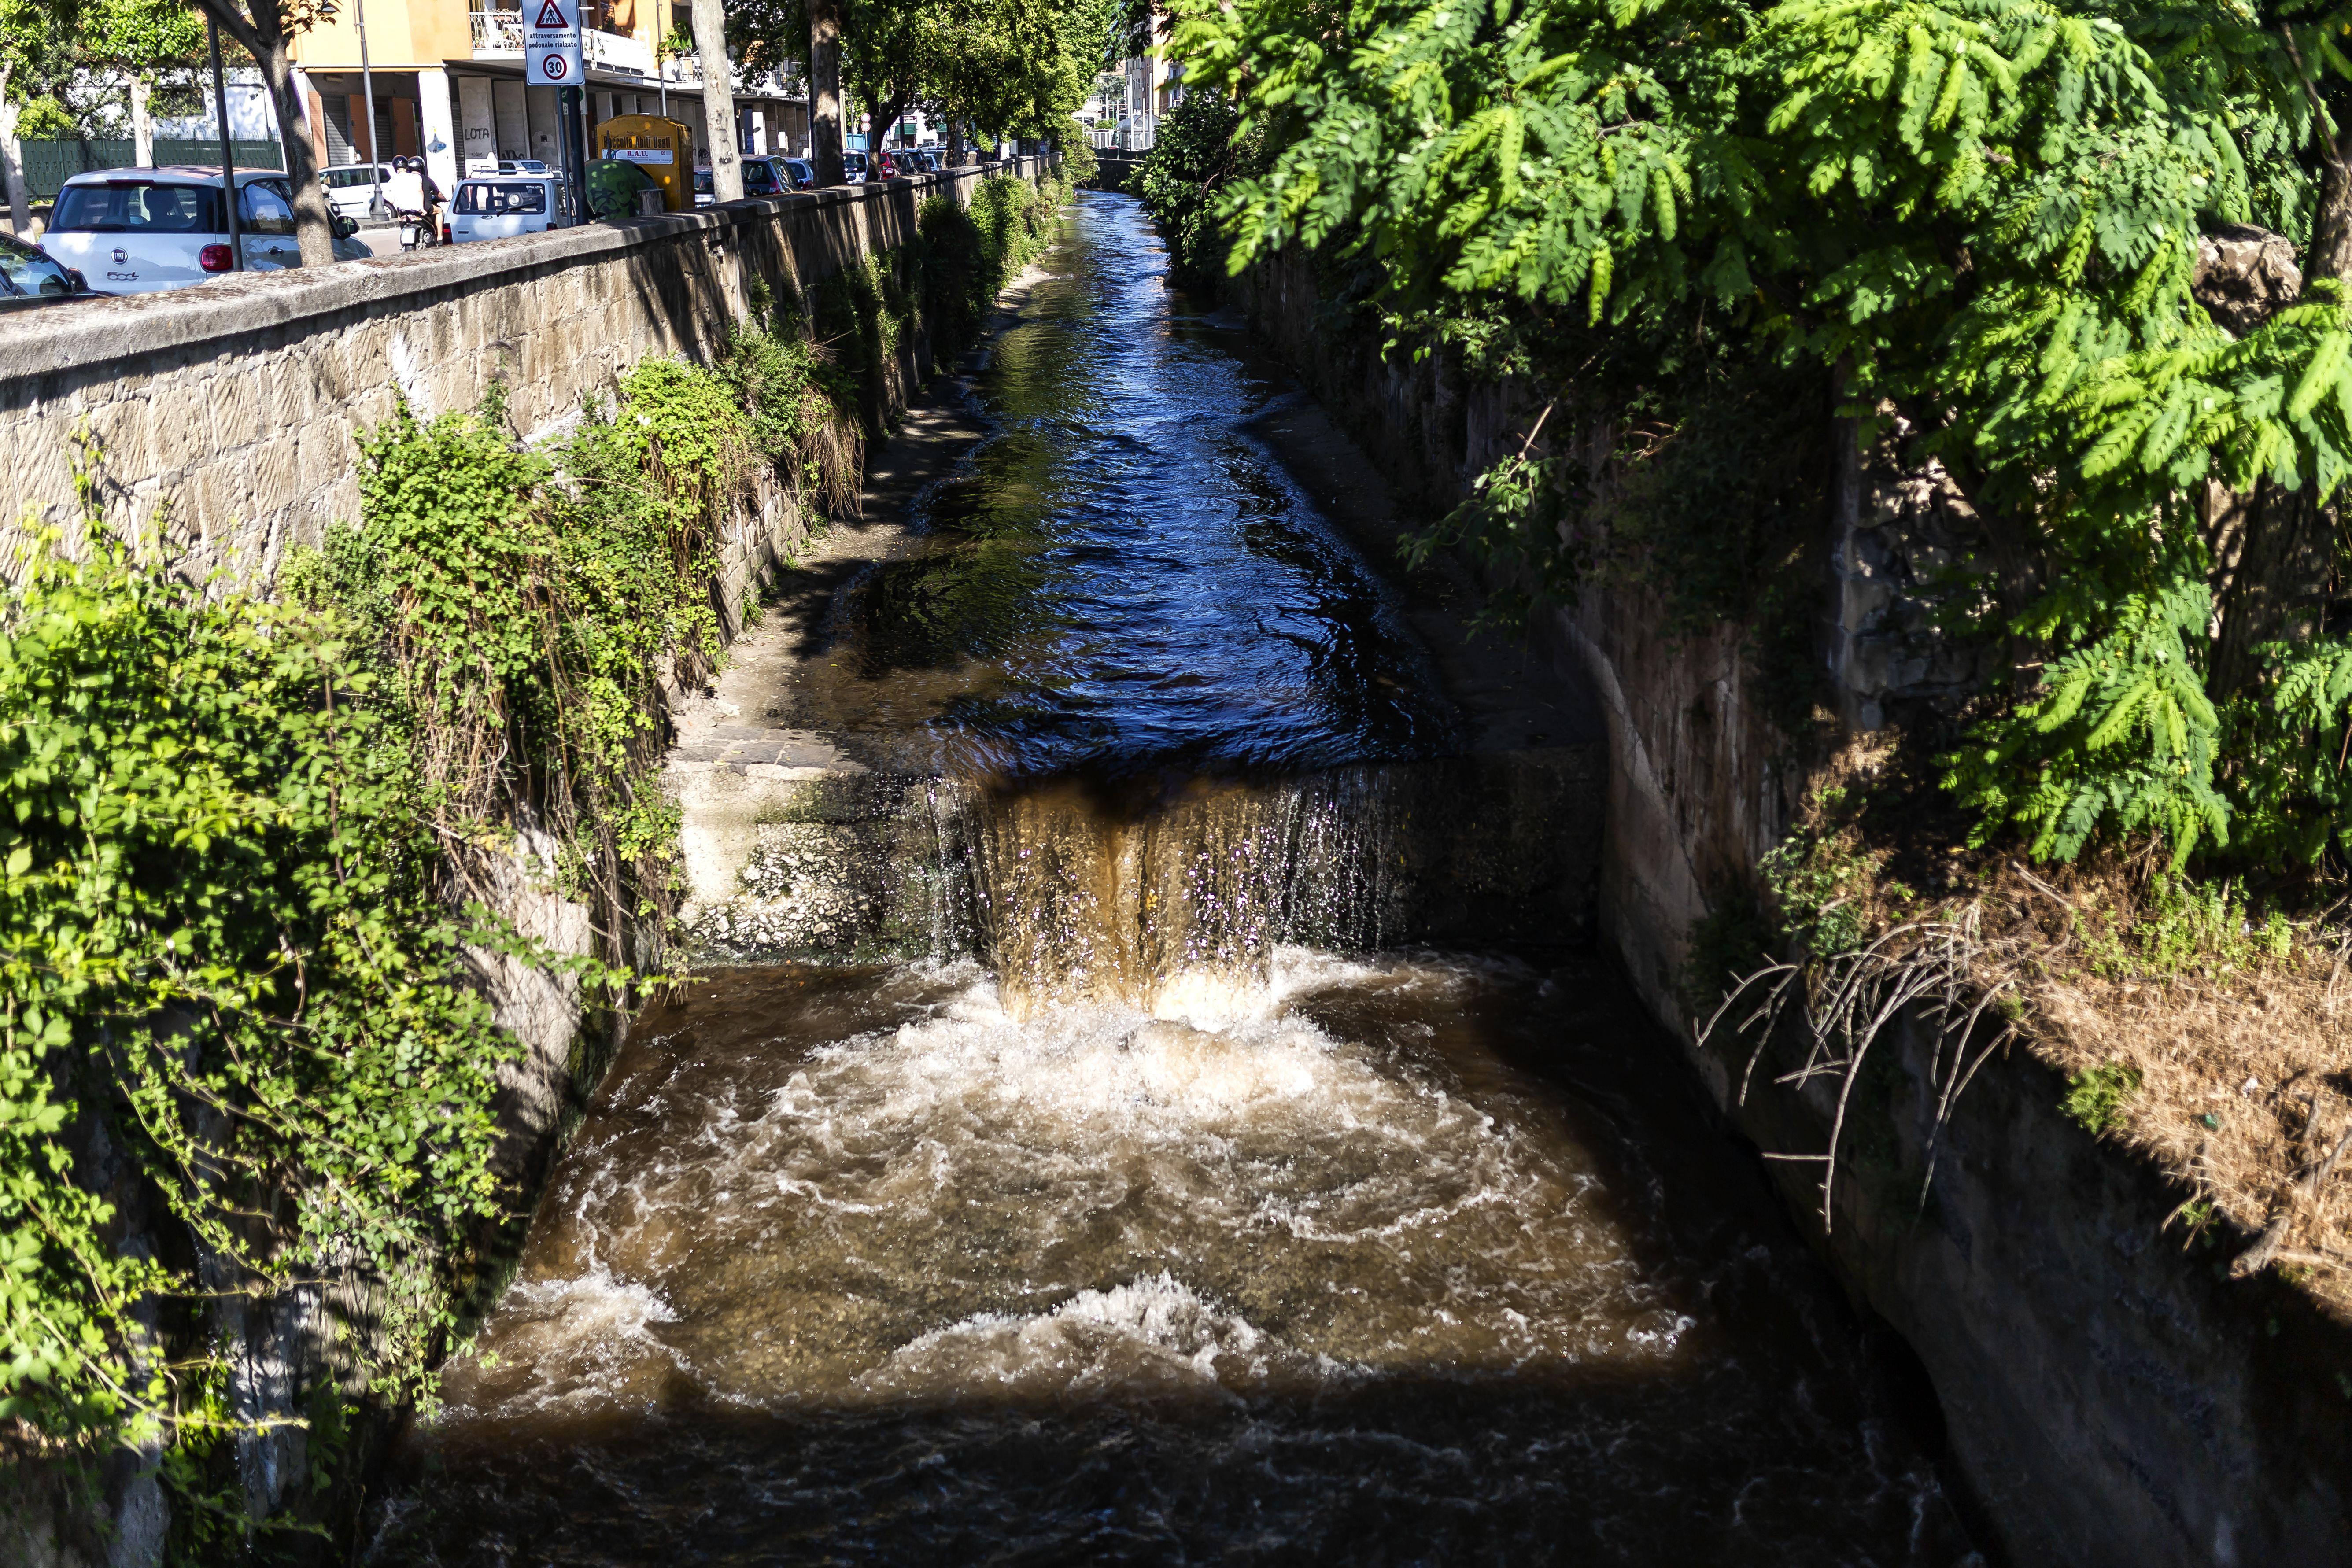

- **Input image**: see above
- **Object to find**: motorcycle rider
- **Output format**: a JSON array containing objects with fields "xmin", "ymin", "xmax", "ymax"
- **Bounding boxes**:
[{"xmin": 384, "ymin": 155, "xmax": 443, "ymax": 248}]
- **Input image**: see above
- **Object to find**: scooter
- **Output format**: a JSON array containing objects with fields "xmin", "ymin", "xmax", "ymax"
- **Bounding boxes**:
[{"xmin": 396, "ymin": 204, "xmax": 440, "ymax": 251}]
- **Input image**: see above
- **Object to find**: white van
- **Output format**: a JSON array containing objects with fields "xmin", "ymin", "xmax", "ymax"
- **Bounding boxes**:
[
  {"xmin": 446, "ymin": 174, "xmax": 575, "ymax": 243},
  {"xmin": 41, "ymin": 167, "xmax": 368, "ymax": 294},
  {"xmin": 321, "ymin": 162, "xmax": 395, "ymax": 219}
]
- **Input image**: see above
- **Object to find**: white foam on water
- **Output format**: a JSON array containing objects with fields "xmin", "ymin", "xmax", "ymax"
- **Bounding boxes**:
[
  {"xmin": 857, "ymin": 1272, "xmax": 1317, "ymax": 1403},
  {"xmin": 446, "ymin": 954, "xmax": 1703, "ymax": 1421},
  {"xmin": 440, "ymin": 1265, "xmax": 687, "ymax": 1423}
]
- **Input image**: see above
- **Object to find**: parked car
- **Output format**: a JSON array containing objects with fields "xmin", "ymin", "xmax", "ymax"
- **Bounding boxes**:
[
  {"xmin": 320, "ymin": 161, "xmax": 394, "ymax": 219},
  {"xmin": 875, "ymin": 149, "xmax": 908, "ymax": 178},
  {"xmin": 446, "ymin": 173, "xmax": 575, "ymax": 243},
  {"xmin": 498, "ymin": 159, "xmax": 551, "ymax": 175},
  {"xmin": 0, "ymin": 229, "xmax": 99, "ymax": 310},
  {"xmin": 780, "ymin": 157, "xmax": 816, "ymax": 190},
  {"xmin": 41, "ymin": 167, "xmax": 367, "ymax": 294},
  {"xmin": 741, "ymin": 156, "xmax": 790, "ymax": 197},
  {"xmin": 693, "ymin": 166, "xmax": 714, "ymax": 206},
  {"xmin": 905, "ymin": 148, "xmax": 941, "ymax": 173},
  {"xmin": 842, "ymin": 150, "xmax": 869, "ymax": 181}
]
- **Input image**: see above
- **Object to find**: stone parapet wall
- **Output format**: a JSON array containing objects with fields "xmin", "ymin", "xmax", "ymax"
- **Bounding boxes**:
[{"xmin": 0, "ymin": 159, "xmax": 1055, "ymax": 587}]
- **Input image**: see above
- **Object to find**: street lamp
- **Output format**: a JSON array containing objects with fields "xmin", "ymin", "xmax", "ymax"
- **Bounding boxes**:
[{"xmin": 355, "ymin": 0, "xmax": 382, "ymax": 215}]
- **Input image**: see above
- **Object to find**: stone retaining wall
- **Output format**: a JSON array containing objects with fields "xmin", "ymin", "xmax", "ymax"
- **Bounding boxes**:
[{"xmin": 0, "ymin": 159, "xmax": 1055, "ymax": 586}]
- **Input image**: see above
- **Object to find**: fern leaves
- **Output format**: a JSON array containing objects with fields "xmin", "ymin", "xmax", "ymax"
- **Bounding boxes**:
[
  {"xmin": 1947, "ymin": 579, "xmax": 2227, "ymax": 867},
  {"xmin": 1185, "ymin": 0, "xmax": 2352, "ymax": 867}
]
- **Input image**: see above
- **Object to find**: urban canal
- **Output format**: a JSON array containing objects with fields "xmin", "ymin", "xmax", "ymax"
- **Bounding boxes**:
[{"xmin": 368, "ymin": 192, "xmax": 1979, "ymax": 1565}]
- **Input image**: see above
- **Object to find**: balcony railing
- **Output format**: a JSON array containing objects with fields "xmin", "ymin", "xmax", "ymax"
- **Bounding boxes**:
[
  {"xmin": 1089, "ymin": 120, "xmax": 1155, "ymax": 153},
  {"xmin": 469, "ymin": 11, "xmax": 654, "ymax": 77}
]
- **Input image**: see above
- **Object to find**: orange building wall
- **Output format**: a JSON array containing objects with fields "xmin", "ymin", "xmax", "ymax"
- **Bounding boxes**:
[{"xmin": 290, "ymin": 0, "xmax": 466, "ymax": 68}]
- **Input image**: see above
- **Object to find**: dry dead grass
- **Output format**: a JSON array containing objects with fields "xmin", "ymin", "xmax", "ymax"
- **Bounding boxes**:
[
  {"xmin": 1750, "ymin": 739, "xmax": 2352, "ymax": 1316},
  {"xmin": 1983, "ymin": 861, "xmax": 2352, "ymax": 1310}
]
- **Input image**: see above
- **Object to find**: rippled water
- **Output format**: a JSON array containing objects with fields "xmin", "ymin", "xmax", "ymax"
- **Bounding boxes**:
[
  {"xmin": 366, "ymin": 194, "xmax": 1977, "ymax": 1564},
  {"xmin": 375, "ymin": 956, "xmax": 1968, "ymax": 1564},
  {"xmin": 783, "ymin": 193, "xmax": 1457, "ymax": 782}
]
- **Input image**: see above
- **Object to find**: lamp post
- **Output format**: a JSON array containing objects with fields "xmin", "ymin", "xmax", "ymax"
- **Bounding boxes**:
[
  {"xmin": 355, "ymin": 0, "xmax": 381, "ymax": 214},
  {"xmin": 206, "ymin": 16, "xmax": 243, "ymax": 269}
]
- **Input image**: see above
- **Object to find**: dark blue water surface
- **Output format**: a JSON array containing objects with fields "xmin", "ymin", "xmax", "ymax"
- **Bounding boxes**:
[{"xmin": 788, "ymin": 190, "xmax": 1456, "ymax": 782}]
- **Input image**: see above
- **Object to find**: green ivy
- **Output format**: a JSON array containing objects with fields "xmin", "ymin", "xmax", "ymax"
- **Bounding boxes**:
[{"xmin": 0, "ymin": 515, "xmax": 521, "ymax": 1446}]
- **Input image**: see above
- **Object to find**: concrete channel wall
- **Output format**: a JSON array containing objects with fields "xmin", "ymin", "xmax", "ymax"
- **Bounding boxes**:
[
  {"xmin": 1231, "ymin": 243, "xmax": 2352, "ymax": 1567},
  {"xmin": 0, "ymin": 158, "xmax": 1056, "ymax": 588}
]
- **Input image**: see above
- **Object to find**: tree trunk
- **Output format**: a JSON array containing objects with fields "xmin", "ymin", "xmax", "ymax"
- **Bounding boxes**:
[
  {"xmin": 193, "ymin": 0, "xmax": 337, "ymax": 266},
  {"xmin": 131, "ymin": 75, "xmax": 154, "ymax": 166},
  {"xmin": 870, "ymin": 96, "xmax": 908, "ymax": 172},
  {"xmin": 689, "ymin": 0, "xmax": 741, "ymax": 201},
  {"xmin": 2191, "ymin": 200, "xmax": 2344, "ymax": 698},
  {"xmin": 0, "ymin": 64, "xmax": 31, "ymax": 238},
  {"xmin": 2205, "ymin": 477, "xmax": 2337, "ymax": 697},
  {"xmin": 809, "ymin": 0, "xmax": 843, "ymax": 188},
  {"xmin": 262, "ymin": 38, "xmax": 334, "ymax": 266},
  {"xmin": 2310, "ymin": 130, "xmax": 2352, "ymax": 286},
  {"xmin": 946, "ymin": 117, "xmax": 964, "ymax": 169}
]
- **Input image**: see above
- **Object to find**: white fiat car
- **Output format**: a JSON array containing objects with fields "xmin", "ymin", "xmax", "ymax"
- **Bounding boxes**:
[
  {"xmin": 446, "ymin": 174, "xmax": 574, "ymax": 244},
  {"xmin": 41, "ymin": 166, "xmax": 368, "ymax": 294}
]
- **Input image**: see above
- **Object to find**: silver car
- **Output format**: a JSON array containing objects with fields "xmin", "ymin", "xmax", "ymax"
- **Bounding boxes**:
[
  {"xmin": 446, "ymin": 174, "xmax": 575, "ymax": 243},
  {"xmin": 41, "ymin": 166, "xmax": 367, "ymax": 294}
]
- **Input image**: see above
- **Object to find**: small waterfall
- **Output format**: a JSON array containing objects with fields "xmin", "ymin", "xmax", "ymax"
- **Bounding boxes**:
[
  {"xmin": 380, "ymin": 190, "xmax": 1974, "ymax": 1568},
  {"xmin": 685, "ymin": 752, "xmax": 1600, "ymax": 1002}
]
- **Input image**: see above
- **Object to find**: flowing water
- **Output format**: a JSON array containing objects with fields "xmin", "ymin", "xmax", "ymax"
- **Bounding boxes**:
[{"xmin": 368, "ymin": 194, "xmax": 1977, "ymax": 1565}]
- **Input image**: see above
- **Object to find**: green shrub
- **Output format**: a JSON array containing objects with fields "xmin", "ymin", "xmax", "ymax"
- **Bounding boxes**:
[
  {"xmin": 1136, "ymin": 90, "xmax": 1261, "ymax": 296},
  {"xmin": 920, "ymin": 170, "xmax": 1069, "ymax": 362},
  {"xmin": 2062, "ymin": 1062, "xmax": 2143, "ymax": 1137},
  {"xmin": 0, "ymin": 515, "xmax": 523, "ymax": 1450}
]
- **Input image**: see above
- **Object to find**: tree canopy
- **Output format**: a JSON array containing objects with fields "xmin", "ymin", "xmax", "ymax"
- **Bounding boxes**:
[
  {"xmin": 1175, "ymin": 0, "xmax": 2352, "ymax": 870},
  {"xmin": 731, "ymin": 0, "xmax": 1114, "ymax": 143}
]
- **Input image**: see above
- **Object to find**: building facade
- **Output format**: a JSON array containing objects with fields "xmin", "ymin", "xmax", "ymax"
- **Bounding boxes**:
[{"xmin": 288, "ymin": 0, "xmax": 807, "ymax": 193}]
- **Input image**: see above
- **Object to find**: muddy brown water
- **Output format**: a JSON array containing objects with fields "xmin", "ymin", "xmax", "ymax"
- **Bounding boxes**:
[{"xmin": 366, "ymin": 193, "xmax": 1979, "ymax": 1565}]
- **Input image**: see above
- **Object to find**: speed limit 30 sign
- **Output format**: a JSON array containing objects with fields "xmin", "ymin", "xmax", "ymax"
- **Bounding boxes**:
[{"xmin": 525, "ymin": 0, "xmax": 583, "ymax": 85}]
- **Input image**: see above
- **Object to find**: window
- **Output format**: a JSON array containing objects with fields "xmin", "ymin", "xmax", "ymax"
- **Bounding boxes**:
[
  {"xmin": 0, "ymin": 238, "xmax": 74, "ymax": 298},
  {"xmin": 454, "ymin": 181, "xmax": 549, "ymax": 214},
  {"xmin": 242, "ymin": 181, "xmax": 297, "ymax": 235},
  {"xmin": 52, "ymin": 182, "xmax": 225, "ymax": 234}
]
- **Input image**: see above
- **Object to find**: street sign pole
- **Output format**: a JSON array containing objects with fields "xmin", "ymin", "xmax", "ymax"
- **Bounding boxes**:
[
  {"xmin": 561, "ymin": 87, "xmax": 587, "ymax": 218},
  {"xmin": 525, "ymin": 0, "xmax": 587, "ymax": 221}
]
